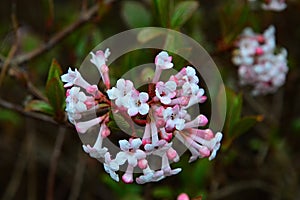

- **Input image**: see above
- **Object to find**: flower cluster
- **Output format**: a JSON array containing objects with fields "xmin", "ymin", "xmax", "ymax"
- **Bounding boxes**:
[
  {"xmin": 232, "ymin": 26, "xmax": 289, "ymax": 95},
  {"xmin": 61, "ymin": 49, "xmax": 223, "ymax": 184},
  {"xmin": 248, "ymin": 0, "xmax": 287, "ymax": 11},
  {"xmin": 262, "ymin": 0, "xmax": 287, "ymax": 11}
]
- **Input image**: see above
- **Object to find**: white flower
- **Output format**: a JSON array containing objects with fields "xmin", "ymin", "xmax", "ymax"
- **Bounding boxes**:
[
  {"xmin": 82, "ymin": 123, "xmax": 109, "ymax": 158},
  {"xmin": 90, "ymin": 48, "xmax": 111, "ymax": 88},
  {"xmin": 153, "ymin": 51, "xmax": 174, "ymax": 82},
  {"xmin": 155, "ymin": 81, "xmax": 177, "ymax": 104},
  {"xmin": 90, "ymin": 48, "xmax": 110, "ymax": 70},
  {"xmin": 75, "ymin": 116, "xmax": 104, "ymax": 134},
  {"xmin": 66, "ymin": 87, "xmax": 87, "ymax": 113},
  {"xmin": 65, "ymin": 87, "xmax": 89, "ymax": 123},
  {"xmin": 83, "ymin": 145, "xmax": 107, "ymax": 159},
  {"xmin": 107, "ymin": 79, "xmax": 135, "ymax": 107},
  {"xmin": 183, "ymin": 66, "xmax": 199, "ymax": 84},
  {"xmin": 115, "ymin": 138, "xmax": 146, "ymax": 183},
  {"xmin": 127, "ymin": 91, "xmax": 149, "ymax": 116},
  {"xmin": 163, "ymin": 105, "xmax": 186, "ymax": 131},
  {"xmin": 175, "ymin": 129, "xmax": 223, "ymax": 162},
  {"xmin": 208, "ymin": 132, "xmax": 223, "ymax": 160},
  {"xmin": 116, "ymin": 138, "xmax": 146, "ymax": 167},
  {"xmin": 61, "ymin": 68, "xmax": 91, "ymax": 89},
  {"xmin": 262, "ymin": 0, "xmax": 287, "ymax": 11},
  {"xmin": 103, "ymin": 152, "xmax": 120, "ymax": 182},
  {"xmin": 155, "ymin": 51, "xmax": 174, "ymax": 70}
]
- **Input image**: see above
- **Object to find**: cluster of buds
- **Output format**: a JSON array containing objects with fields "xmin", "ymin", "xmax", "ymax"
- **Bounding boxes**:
[
  {"xmin": 248, "ymin": 0, "xmax": 287, "ymax": 11},
  {"xmin": 61, "ymin": 49, "xmax": 223, "ymax": 184},
  {"xmin": 232, "ymin": 26, "xmax": 289, "ymax": 95}
]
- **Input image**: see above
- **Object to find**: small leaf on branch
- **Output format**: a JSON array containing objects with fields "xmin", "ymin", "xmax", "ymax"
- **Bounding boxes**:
[
  {"xmin": 45, "ymin": 59, "xmax": 65, "ymax": 121},
  {"xmin": 47, "ymin": 59, "xmax": 62, "ymax": 83},
  {"xmin": 25, "ymin": 100, "xmax": 54, "ymax": 115}
]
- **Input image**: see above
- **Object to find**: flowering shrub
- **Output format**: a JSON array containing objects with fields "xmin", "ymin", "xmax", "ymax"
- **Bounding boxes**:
[
  {"xmin": 232, "ymin": 26, "xmax": 289, "ymax": 95},
  {"xmin": 61, "ymin": 49, "xmax": 223, "ymax": 184}
]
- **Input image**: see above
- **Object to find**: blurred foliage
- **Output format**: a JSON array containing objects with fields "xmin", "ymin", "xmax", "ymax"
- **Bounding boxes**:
[{"xmin": 0, "ymin": 0, "xmax": 300, "ymax": 200}]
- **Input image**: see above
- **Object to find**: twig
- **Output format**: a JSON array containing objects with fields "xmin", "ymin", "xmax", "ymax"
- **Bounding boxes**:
[
  {"xmin": 1, "ymin": 4, "xmax": 100, "ymax": 67},
  {"xmin": 68, "ymin": 150, "xmax": 86, "ymax": 200},
  {"xmin": 0, "ymin": 98, "xmax": 73, "ymax": 128},
  {"xmin": 46, "ymin": 126, "xmax": 66, "ymax": 200},
  {"xmin": 8, "ymin": 66, "xmax": 48, "ymax": 101},
  {"xmin": 0, "ymin": 3, "xmax": 19, "ymax": 86}
]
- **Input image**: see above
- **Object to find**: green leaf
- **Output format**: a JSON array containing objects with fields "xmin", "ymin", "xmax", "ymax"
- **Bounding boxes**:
[
  {"xmin": 45, "ymin": 59, "xmax": 65, "ymax": 121},
  {"xmin": 171, "ymin": 1, "xmax": 199, "ymax": 29},
  {"xmin": 121, "ymin": 1, "xmax": 151, "ymax": 28},
  {"xmin": 45, "ymin": 78, "xmax": 65, "ymax": 121},
  {"xmin": 153, "ymin": 0, "xmax": 172, "ymax": 27},
  {"xmin": 110, "ymin": 112, "xmax": 131, "ymax": 131},
  {"xmin": 25, "ymin": 100, "xmax": 54, "ymax": 115},
  {"xmin": 224, "ymin": 88, "xmax": 242, "ymax": 135},
  {"xmin": 47, "ymin": 59, "xmax": 62, "ymax": 83},
  {"xmin": 231, "ymin": 115, "xmax": 263, "ymax": 138}
]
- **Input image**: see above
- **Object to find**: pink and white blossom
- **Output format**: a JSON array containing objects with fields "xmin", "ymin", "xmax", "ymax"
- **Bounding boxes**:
[
  {"xmin": 61, "ymin": 50, "xmax": 223, "ymax": 184},
  {"xmin": 127, "ymin": 91, "xmax": 149, "ymax": 116},
  {"xmin": 262, "ymin": 0, "xmax": 287, "ymax": 11},
  {"xmin": 115, "ymin": 138, "xmax": 146, "ymax": 183},
  {"xmin": 233, "ymin": 26, "xmax": 288, "ymax": 95},
  {"xmin": 155, "ymin": 80, "xmax": 177, "ymax": 104},
  {"xmin": 163, "ymin": 105, "xmax": 187, "ymax": 131},
  {"xmin": 153, "ymin": 51, "xmax": 174, "ymax": 83},
  {"xmin": 90, "ymin": 48, "xmax": 111, "ymax": 88},
  {"xmin": 82, "ymin": 122, "xmax": 110, "ymax": 158},
  {"xmin": 75, "ymin": 116, "xmax": 105, "ymax": 134},
  {"xmin": 103, "ymin": 152, "xmax": 120, "ymax": 182},
  {"xmin": 61, "ymin": 68, "xmax": 91, "ymax": 89},
  {"xmin": 107, "ymin": 79, "xmax": 135, "ymax": 107}
]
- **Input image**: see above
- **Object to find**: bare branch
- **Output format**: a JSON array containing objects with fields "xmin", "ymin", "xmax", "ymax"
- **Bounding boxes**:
[
  {"xmin": 3, "ymin": 4, "xmax": 100, "ymax": 67},
  {"xmin": 0, "ymin": 98, "xmax": 73, "ymax": 128}
]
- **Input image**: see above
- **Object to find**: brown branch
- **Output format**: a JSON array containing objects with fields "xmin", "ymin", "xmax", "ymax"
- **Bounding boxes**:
[
  {"xmin": 0, "ymin": 98, "xmax": 73, "ymax": 128},
  {"xmin": 8, "ymin": 66, "xmax": 48, "ymax": 101},
  {"xmin": 6, "ymin": 4, "xmax": 100, "ymax": 67},
  {"xmin": 46, "ymin": 126, "xmax": 66, "ymax": 200},
  {"xmin": 0, "ymin": 3, "xmax": 19, "ymax": 86}
]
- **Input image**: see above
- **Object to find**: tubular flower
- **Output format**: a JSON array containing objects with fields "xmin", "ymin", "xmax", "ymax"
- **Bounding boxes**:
[{"xmin": 61, "ymin": 50, "xmax": 223, "ymax": 184}]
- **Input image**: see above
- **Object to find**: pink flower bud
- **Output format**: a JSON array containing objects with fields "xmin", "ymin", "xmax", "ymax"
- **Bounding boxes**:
[
  {"xmin": 177, "ymin": 193, "xmax": 190, "ymax": 200},
  {"xmin": 257, "ymin": 35, "xmax": 265, "ymax": 43},
  {"xmin": 167, "ymin": 148, "xmax": 178, "ymax": 160},
  {"xmin": 122, "ymin": 173, "xmax": 133, "ymax": 184},
  {"xmin": 199, "ymin": 146, "xmax": 210, "ymax": 157},
  {"xmin": 138, "ymin": 159, "xmax": 148, "ymax": 169},
  {"xmin": 255, "ymin": 47, "xmax": 264, "ymax": 55},
  {"xmin": 66, "ymin": 89, "xmax": 70, "ymax": 97}
]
